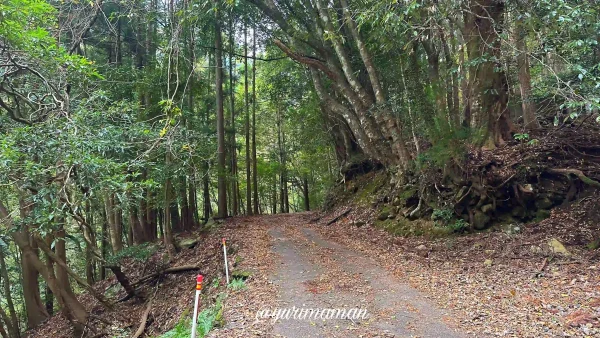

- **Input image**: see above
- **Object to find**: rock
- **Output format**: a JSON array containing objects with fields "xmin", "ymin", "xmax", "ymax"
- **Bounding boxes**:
[
  {"xmin": 535, "ymin": 209, "xmax": 551, "ymax": 221},
  {"xmin": 353, "ymin": 221, "xmax": 366, "ymax": 227},
  {"xmin": 203, "ymin": 217, "xmax": 219, "ymax": 230},
  {"xmin": 415, "ymin": 244, "xmax": 428, "ymax": 252},
  {"xmin": 176, "ymin": 238, "xmax": 199, "ymax": 250},
  {"xmin": 501, "ymin": 223, "xmax": 522, "ymax": 235},
  {"xmin": 485, "ymin": 250, "xmax": 495, "ymax": 255},
  {"xmin": 472, "ymin": 211, "xmax": 490, "ymax": 230},
  {"xmin": 473, "ymin": 242, "xmax": 484, "ymax": 250},
  {"xmin": 535, "ymin": 197, "xmax": 553, "ymax": 210},
  {"xmin": 521, "ymin": 184, "xmax": 533, "ymax": 193},
  {"xmin": 511, "ymin": 206, "xmax": 526, "ymax": 218},
  {"xmin": 484, "ymin": 259, "xmax": 493, "ymax": 267},
  {"xmin": 231, "ymin": 270, "xmax": 252, "ymax": 280},
  {"xmin": 377, "ymin": 211, "xmax": 390, "ymax": 221},
  {"xmin": 481, "ymin": 204, "xmax": 494, "ymax": 214},
  {"xmin": 530, "ymin": 245, "xmax": 543, "ymax": 254},
  {"xmin": 548, "ymin": 238, "xmax": 571, "ymax": 256},
  {"xmin": 392, "ymin": 197, "xmax": 402, "ymax": 206},
  {"xmin": 388, "ymin": 213, "xmax": 396, "ymax": 219}
]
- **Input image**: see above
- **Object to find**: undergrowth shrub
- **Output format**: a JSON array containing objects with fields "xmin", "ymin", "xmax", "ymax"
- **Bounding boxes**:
[
  {"xmin": 432, "ymin": 208, "xmax": 468, "ymax": 232},
  {"xmin": 158, "ymin": 294, "xmax": 225, "ymax": 338},
  {"xmin": 106, "ymin": 243, "xmax": 157, "ymax": 266},
  {"xmin": 417, "ymin": 124, "xmax": 484, "ymax": 169},
  {"xmin": 227, "ymin": 278, "xmax": 246, "ymax": 291}
]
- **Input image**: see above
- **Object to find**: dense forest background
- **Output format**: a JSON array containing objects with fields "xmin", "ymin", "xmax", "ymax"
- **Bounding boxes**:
[{"xmin": 1, "ymin": 0, "xmax": 599, "ymax": 336}]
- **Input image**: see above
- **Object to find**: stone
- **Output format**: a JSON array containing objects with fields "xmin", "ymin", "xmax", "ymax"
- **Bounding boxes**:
[
  {"xmin": 392, "ymin": 197, "xmax": 402, "ymax": 206},
  {"xmin": 535, "ymin": 209, "xmax": 551, "ymax": 221},
  {"xmin": 511, "ymin": 206, "xmax": 526, "ymax": 218},
  {"xmin": 535, "ymin": 197, "xmax": 554, "ymax": 210},
  {"xmin": 176, "ymin": 238, "xmax": 199, "ymax": 250},
  {"xmin": 530, "ymin": 245, "xmax": 543, "ymax": 254},
  {"xmin": 501, "ymin": 223, "xmax": 522, "ymax": 235},
  {"xmin": 231, "ymin": 270, "xmax": 252, "ymax": 280},
  {"xmin": 472, "ymin": 211, "xmax": 490, "ymax": 230},
  {"xmin": 353, "ymin": 221, "xmax": 366, "ymax": 227},
  {"xmin": 481, "ymin": 204, "xmax": 494, "ymax": 214},
  {"xmin": 548, "ymin": 238, "xmax": 571, "ymax": 256},
  {"xmin": 388, "ymin": 213, "xmax": 396, "ymax": 219},
  {"xmin": 378, "ymin": 211, "xmax": 390, "ymax": 221},
  {"xmin": 484, "ymin": 259, "xmax": 493, "ymax": 267},
  {"xmin": 204, "ymin": 217, "xmax": 218, "ymax": 229},
  {"xmin": 415, "ymin": 244, "xmax": 428, "ymax": 252}
]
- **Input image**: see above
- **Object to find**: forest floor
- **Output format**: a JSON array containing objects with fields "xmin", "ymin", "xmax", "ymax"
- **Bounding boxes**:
[{"xmin": 30, "ymin": 207, "xmax": 599, "ymax": 337}]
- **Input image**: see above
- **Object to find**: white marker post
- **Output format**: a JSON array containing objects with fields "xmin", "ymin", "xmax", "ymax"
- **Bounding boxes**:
[
  {"xmin": 190, "ymin": 274, "xmax": 203, "ymax": 338},
  {"xmin": 222, "ymin": 238, "xmax": 230, "ymax": 285}
]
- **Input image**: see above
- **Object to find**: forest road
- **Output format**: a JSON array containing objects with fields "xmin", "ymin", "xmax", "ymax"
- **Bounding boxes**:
[{"xmin": 265, "ymin": 213, "xmax": 467, "ymax": 338}]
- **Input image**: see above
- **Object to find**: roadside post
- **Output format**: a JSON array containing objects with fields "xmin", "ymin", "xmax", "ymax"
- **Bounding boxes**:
[
  {"xmin": 222, "ymin": 238, "xmax": 230, "ymax": 284},
  {"xmin": 190, "ymin": 274, "xmax": 203, "ymax": 338}
]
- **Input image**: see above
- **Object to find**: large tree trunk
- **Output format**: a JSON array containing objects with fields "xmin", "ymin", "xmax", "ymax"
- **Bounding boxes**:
[
  {"xmin": 20, "ymin": 235, "xmax": 48, "ymax": 329},
  {"xmin": 229, "ymin": 15, "xmax": 239, "ymax": 217},
  {"xmin": 252, "ymin": 24, "xmax": 259, "ymax": 215},
  {"xmin": 1, "ymin": 198, "xmax": 88, "ymax": 333},
  {"xmin": 84, "ymin": 201, "xmax": 96, "ymax": 284},
  {"xmin": 515, "ymin": 20, "xmax": 539, "ymax": 130},
  {"xmin": 104, "ymin": 194, "xmax": 123, "ymax": 253},
  {"xmin": 302, "ymin": 175, "xmax": 310, "ymax": 211},
  {"xmin": 163, "ymin": 157, "xmax": 177, "ymax": 259},
  {"xmin": 215, "ymin": 0, "xmax": 228, "ymax": 218},
  {"xmin": 465, "ymin": 0, "xmax": 514, "ymax": 147},
  {"xmin": 100, "ymin": 207, "xmax": 108, "ymax": 280},
  {"xmin": 244, "ymin": 21, "xmax": 252, "ymax": 216},
  {"xmin": 0, "ymin": 248, "xmax": 20, "ymax": 338}
]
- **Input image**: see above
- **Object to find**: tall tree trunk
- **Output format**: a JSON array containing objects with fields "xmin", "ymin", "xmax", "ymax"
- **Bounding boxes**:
[
  {"xmin": 84, "ymin": 201, "xmax": 96, "ymax": 284},
  {"xmin": 0, "ymin": 248, "xmax": 20, "ymax": 338},
  {"xmin": 515, "ymin": 20, "xmax": 539, "ymax": 130},
  {"xmin": 302, "ymin": 175, "xmax": 310, "ymax": 211},
  {"xmin": 229, "ymin": 14, "xmax": 239, "ymax": 216},
  {"xmin": 20, "ymin": 236, "xmax": 48, "ymax": 329},
  {"xmin": 465, "ymin": 0, "xmax": 514, "ymax": 147},
  {"xmin": 104, "ymin": 194, "xmax": 123, "ymax": 253},
  {"xmin": 244, "ymin": 21, "xmax": 252, "ymax": 215},
  {"xmin": 271, "ymin": 176, "xmax": 277, "ymax": 215},
  {"xmin": 1, "ymin": 199, "xmax": 89, "ymax": 333},
  {"xmin": 100, "ymin": 207, "xmax": 108, "ymax": 280},
  {"xmin": 252, "ymin": 24, "xmax": 259, "ymax": 215},
  {"xmin": 339, "ymin": 0, "xmax": 412, "ymax": 167},
  {"xmin": 163, "ymin": 154, "xmax": 177, "ymax": 259},
  {"xmin": 215, "ymin": 0, "xmax": 228, "ymax": 218}
]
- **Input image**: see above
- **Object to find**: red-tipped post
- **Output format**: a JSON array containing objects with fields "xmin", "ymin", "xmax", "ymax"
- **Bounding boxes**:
[
  {"xmin": 222, "ymin": 238, "xmax": 230, "ymax": 284},
  {"xmin": 191, "ymin": 274, "xmax": 203, "ymax": 338}
]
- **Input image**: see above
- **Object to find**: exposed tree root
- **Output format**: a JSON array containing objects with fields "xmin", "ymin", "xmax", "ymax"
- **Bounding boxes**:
[
  {"xmin": 131, "ymin": 265, "xmax": 202, "ymax": 288},
  {"xmin": 547, "ymin": 168, "xmax": 600, "ymax": 188},
  {"xmin": 326, "ymin": 208, "xmax": 353, "ymax": 225},
  {"xmin": 132, "ymin": 299, "xmax": 153, "ymax": 338}
]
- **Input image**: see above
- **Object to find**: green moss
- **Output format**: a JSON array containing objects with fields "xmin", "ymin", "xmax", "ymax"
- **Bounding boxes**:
[
  {"xmin": 375, "ymin": 216, "xmax": 452, "ymax": 238},
  {"xmin": 231, "ymin": 270, "xmax": 252, "ymax": 280},
  {"xmin": 533, "ymin": 209, "xmax": 551, "ymax": 222},
  {"xmin": 587, "ymin": 239, "xmax": 600, "ymax": 250},
  {"xmin": 398, "ymin": 187, "xmax": 417, "ymax": 201},
  {"xmin": 354, "ymin": 173, "xmax": 387, "ymax": 205}
]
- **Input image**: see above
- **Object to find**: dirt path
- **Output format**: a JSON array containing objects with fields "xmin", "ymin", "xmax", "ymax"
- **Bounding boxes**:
[{"xmin": 248, "ymin": 213, "xmax": 466, "ymax": 337}]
